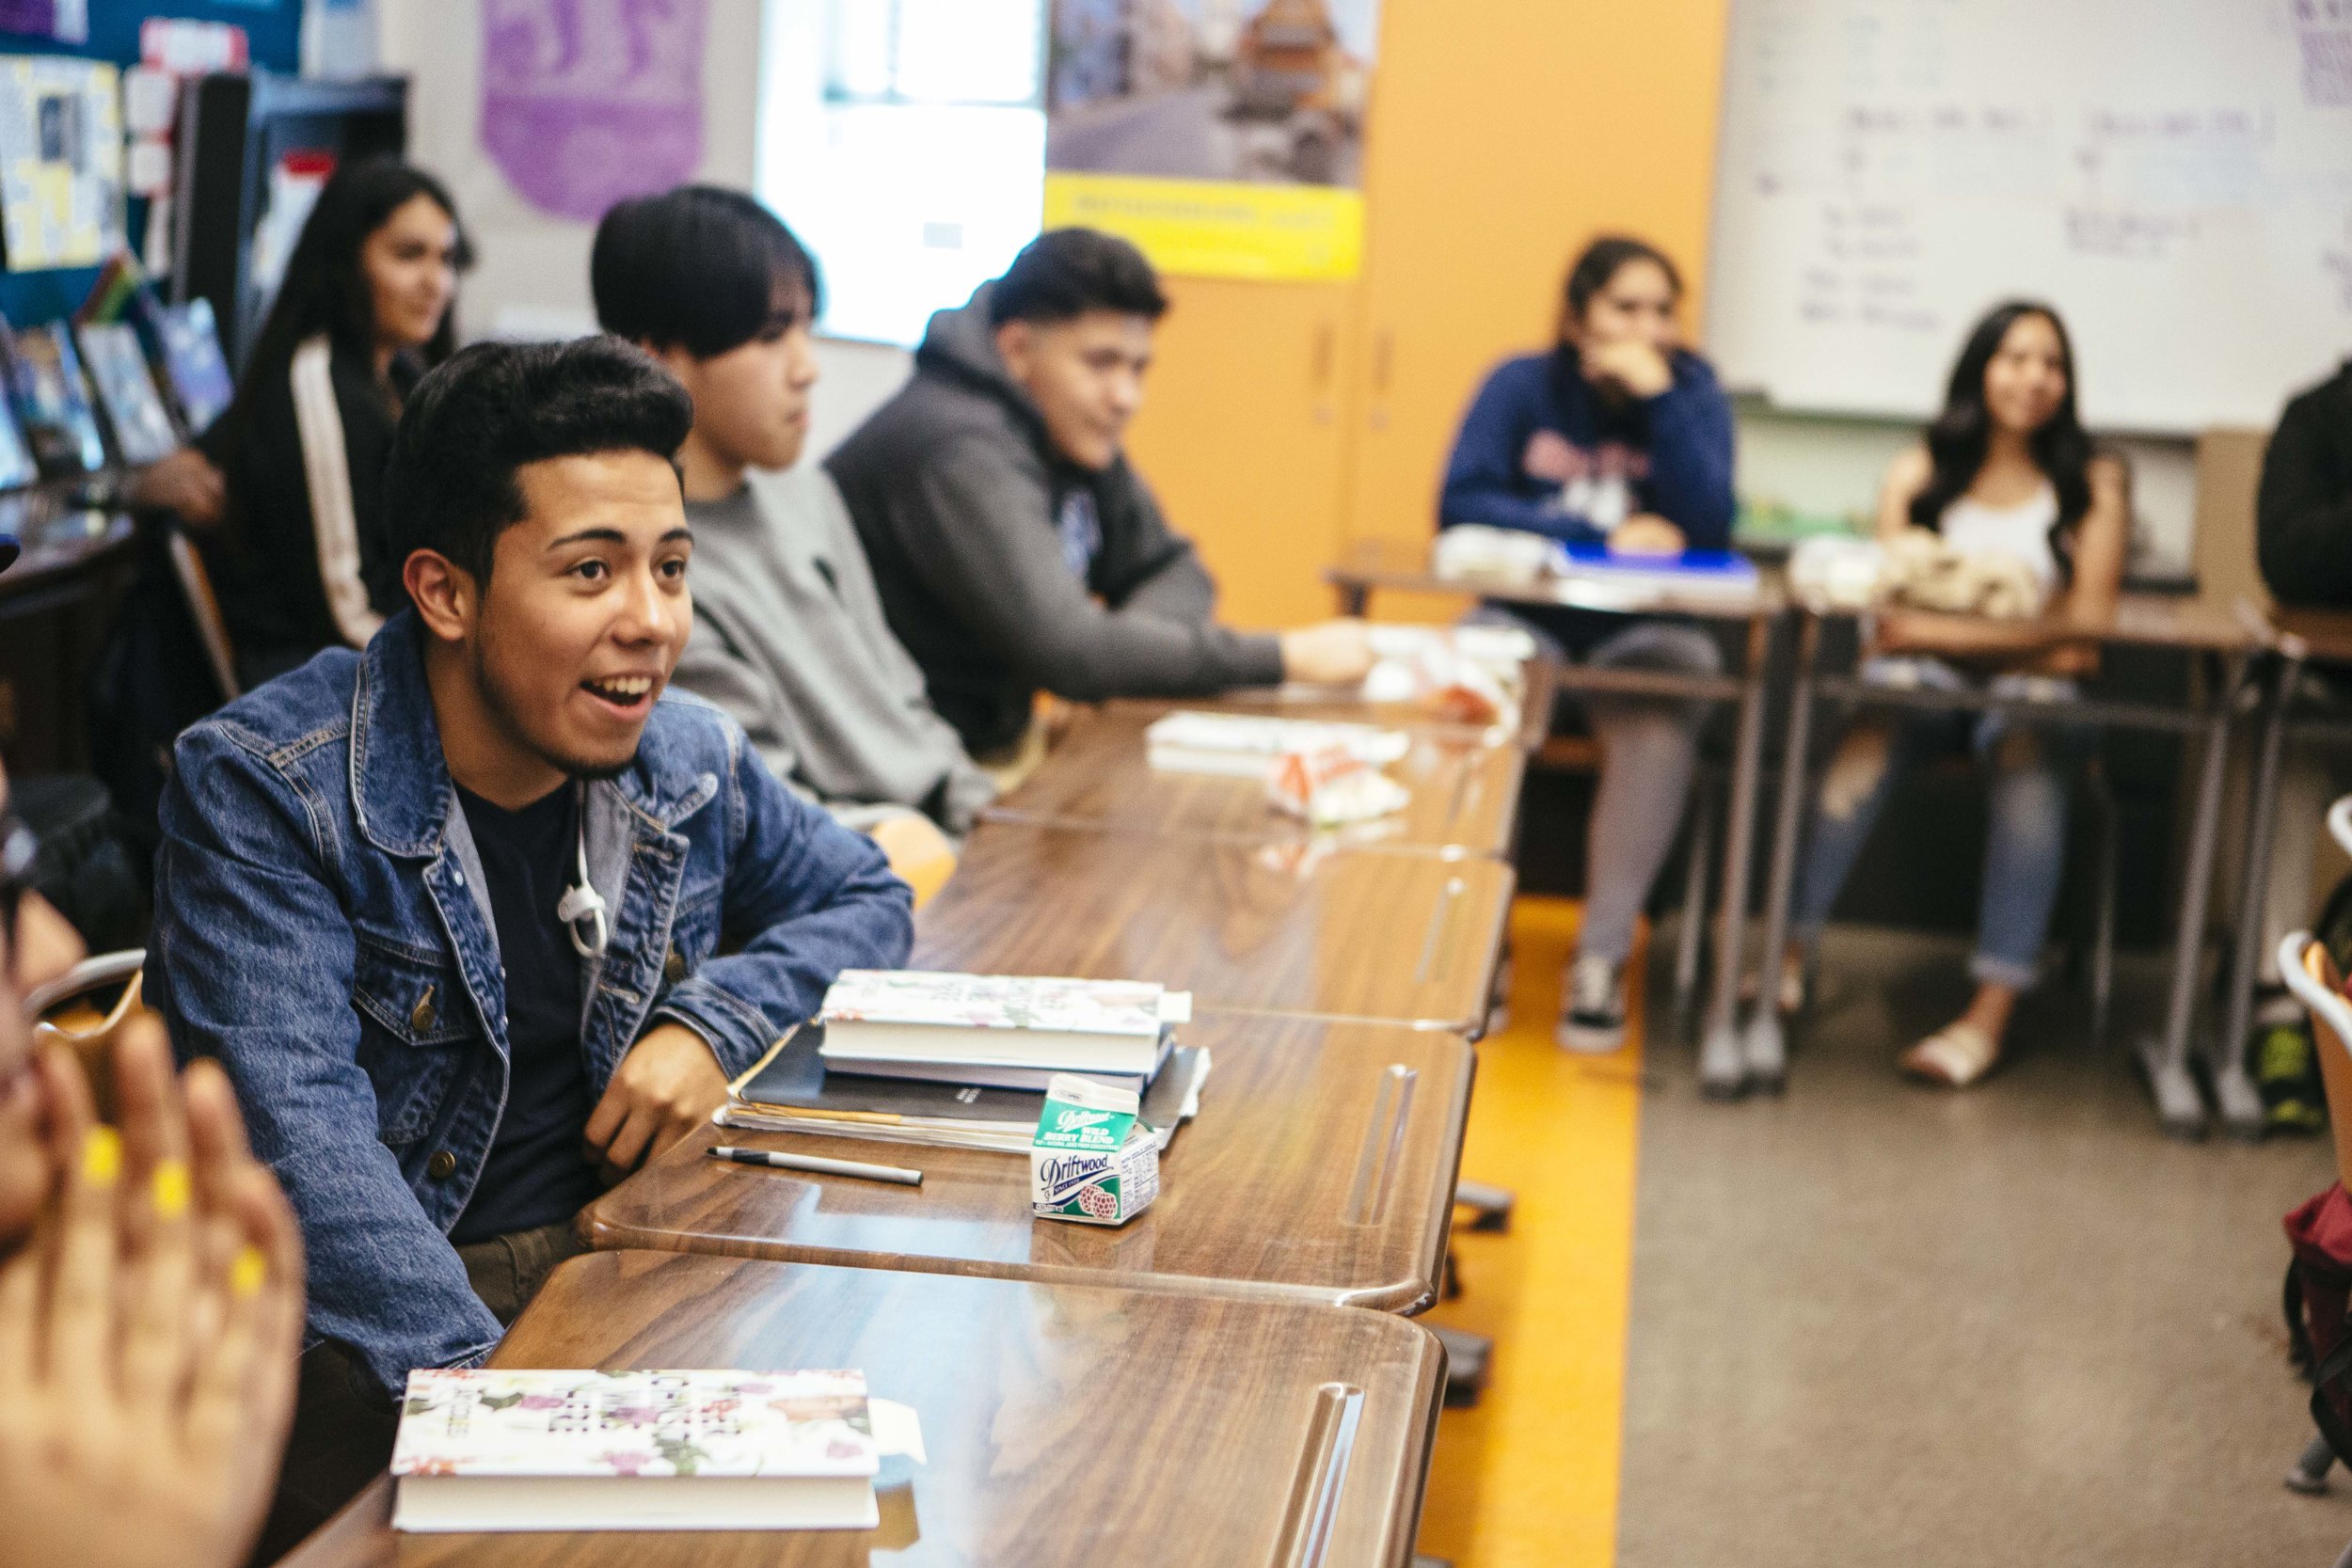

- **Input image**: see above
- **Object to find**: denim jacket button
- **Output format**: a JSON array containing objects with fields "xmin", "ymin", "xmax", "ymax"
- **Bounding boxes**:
[
  {"xmin": 426, "ymin": 1149, "xmax": 458, "ymax": 1180},
  {"xmin": 663, "ymin": 946, "xmax": 687, "ymax": 985}
]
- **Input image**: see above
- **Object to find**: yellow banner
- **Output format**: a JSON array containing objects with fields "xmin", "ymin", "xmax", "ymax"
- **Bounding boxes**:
[{"xmin": 1042, "ymin": 172, "xmax": 1364, "ymax": 283}]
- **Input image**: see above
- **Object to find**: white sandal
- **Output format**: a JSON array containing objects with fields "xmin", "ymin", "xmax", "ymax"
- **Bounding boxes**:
[{"xmin": 1899, "ymin": 1021, "xmax": 2001, "ymax": 1087}]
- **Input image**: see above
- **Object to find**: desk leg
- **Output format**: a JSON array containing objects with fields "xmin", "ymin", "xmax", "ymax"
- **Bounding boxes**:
[
  {"xmin": 2213, "ymin": 647, "xmax": 2298, "ymax": 1139},
  {"xmin": 1700, "ymin": 613, "xmax": 1773, "ymax": 1098},
  {"xmin": 2140, "ymin": 651, "xmax": 2247, "ymax": 1139},
  {"xmin": 1740, "ymin": 611, "xmax": 1820, "ymax": 1093}
]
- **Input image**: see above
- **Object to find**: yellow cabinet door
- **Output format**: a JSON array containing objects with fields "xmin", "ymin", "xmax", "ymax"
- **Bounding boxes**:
[{"xmin": 1120, "ymin": 274, "xmax": 1361, "ymax": 629}]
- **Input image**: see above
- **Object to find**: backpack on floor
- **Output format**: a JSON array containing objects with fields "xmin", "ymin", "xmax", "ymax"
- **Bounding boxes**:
[{"xmin": 2284, "ymin": 1182, "xmax": 2352, "ymax": 1458}]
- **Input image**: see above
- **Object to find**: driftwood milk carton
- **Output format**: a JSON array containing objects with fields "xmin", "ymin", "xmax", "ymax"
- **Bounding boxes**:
[{"xmin": 1030, "ymin": 1074, "xmax": 1159, "ymax": 1226}]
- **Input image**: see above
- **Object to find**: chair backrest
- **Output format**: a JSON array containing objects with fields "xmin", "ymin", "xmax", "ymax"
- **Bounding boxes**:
[
  {"xmin": 2191, "ymin": 426, "xmax": 2271, "ymax": 610},
  {"xmin": 166, "ymin": 527, "xmax": 240, "ymax": 703},
  {"xmin": 2279, "ymin": 933, "xmax": 2352, "ymax": 1191},
  {"xmin": 24, "ymin": 950, "xmax": 148, "ymax": 1125}
]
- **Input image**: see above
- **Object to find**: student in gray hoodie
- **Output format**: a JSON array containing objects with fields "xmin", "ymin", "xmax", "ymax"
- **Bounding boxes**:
[
  {"xmin": 827, "ymin": 228, "xmax": 1372, "ymax": 761},
  {"xmin": 592, "ymin": 186, "xmax": 993, "ymax": 867}
]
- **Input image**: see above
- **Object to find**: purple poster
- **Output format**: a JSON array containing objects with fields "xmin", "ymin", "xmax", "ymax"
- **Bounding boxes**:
[{"xmin": 480, "ymin": 0, "xmax": 706, "ymax": 222}]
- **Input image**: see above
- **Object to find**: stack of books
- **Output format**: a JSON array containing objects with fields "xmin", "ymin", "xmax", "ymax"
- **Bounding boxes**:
[{"xmin": 718, "ymin": 972, "xmax": 1210, "ymax": 1154}]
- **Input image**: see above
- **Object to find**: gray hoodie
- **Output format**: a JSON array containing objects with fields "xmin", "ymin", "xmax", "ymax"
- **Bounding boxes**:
[
  {"xmin": 673, "ymin": 466, "xmax": 996, "ymax": 835},
  {"xmin": 826, "ymin": 284, "xmax": 1285, "ymax": 756}
]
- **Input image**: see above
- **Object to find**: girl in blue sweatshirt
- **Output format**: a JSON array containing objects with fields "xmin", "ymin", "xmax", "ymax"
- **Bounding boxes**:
[{"xmin": 1438, "ymin": 236, "xmax": 1735, "ymax": 1055}]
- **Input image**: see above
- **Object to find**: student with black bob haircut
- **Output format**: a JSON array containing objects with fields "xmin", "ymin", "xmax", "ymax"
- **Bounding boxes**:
[
  {"xmin": 148, "ymin": 335, "xmax": 913, "ymax": 1545},
  {"xmin": 139, "ymin": 157, "xmax": 471, "ymax": 685},
  {"xmin": 830, "ymin": 227, "xmax": 1372, "ymax": 769},
  {"xmin": 594, "ymin": 186, "xmax": 993, "ymax": 890}
]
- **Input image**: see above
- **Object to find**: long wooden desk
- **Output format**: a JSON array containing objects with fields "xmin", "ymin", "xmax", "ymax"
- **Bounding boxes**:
[
  {"xmin": 916, "ymin": 820, "xmax": 1514, "ymax": 1034},
  {"xmin": 983, "ymin": 698, "xmax": 1528, "ymax": 860},
  {"xmin": 1746, "ymin": 594, "xmax": 2269, "ymax": 1132},
  {"xmin": 588, "ymin": 1015, "xmax": 1470, "ymax": 1314},
  {"xmin": 279, "ymin": 1252, "xmax": 1445, "ymax": 1568}
]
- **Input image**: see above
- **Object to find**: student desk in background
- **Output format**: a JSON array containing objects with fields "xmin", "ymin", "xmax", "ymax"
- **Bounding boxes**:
[
  {"xmin": 1325, "ymin": 536, "xmax": 1782, "ymax": 1059},
  {"xmin": 279, "ymin": 1252, "xmax": 1444, "ymax": 1568},
  {"xmin": 0, "ymin": 501, "xmax": 135, "ymax": 774},
  {"xmin": 983, "ymin": 697, "xmax": 1533, "ymax": 861},
  {"xmin": 587, "ymin": 1015, "xmax": 1470, "ymax": 1313},
  {"xmin": 1748, "ymin": 594, "xmax": 2270, "ymax": 1137},
  {"xmin": 2217, "ymin": 605, "xmax": 2352, "ymax": 1138},
  {"xmin": 915, "ymin": 820, "xmax": 1513, "ymax": 1035}
]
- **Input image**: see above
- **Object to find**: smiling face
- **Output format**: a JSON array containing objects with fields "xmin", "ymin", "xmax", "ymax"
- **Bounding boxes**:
[
  {"xmin": 361, "ymin": 193, "xmax": 461, "ymax": 356},
  {"xmin": 994, "ymin": 309, "xmax": 1153, "ymax": 472},
  {"xmin": 1980, "ymin": 311, "xmax": 2070, "ymax": 437},
  {"xmin": 662, "ymin": 276, "xmax": 820, "ymax": 473},
  {"xmin": 464, "ymin": 451, "xmax": 694, "ymax": 782}
]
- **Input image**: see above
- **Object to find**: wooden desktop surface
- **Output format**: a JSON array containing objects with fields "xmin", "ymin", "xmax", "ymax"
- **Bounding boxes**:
[
  {"xmin": 1108, "ymin": 660, "xmax": 1562, "ymax": 753},
  {"xmin": 1851, "ymin": 592, "xmax": 2268, "ymax": 655},
  {"xmin": 914, "ymin": 820, "xmax": 1514, "ymax": 1033},
  {"xmin": 2271, "ymin": 605, "xmax": 2352, "ymax": 665},
  {"xmin": 984, "ymin": 699, "xmax": 1527, "ymax": 860},
  {"xmin": 1326, "ymin": 535, "xmax": 1780, "ymax": 622},
  {"xmin": 588, "ymin": 1015, "xmax": 1471, "ymax": 1313},
  {"xmin": 280, "ymin": 1251, "xmax": 1444, "ymax": 1568}
]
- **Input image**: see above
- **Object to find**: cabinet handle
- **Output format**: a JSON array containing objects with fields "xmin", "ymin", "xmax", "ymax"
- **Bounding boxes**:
[
  {"xmin": 1368, "ymin": 328, "xmax": 1393, "ymax": 431},
  {"xmin": 1311, "ymin": 322, "xmax": 1336, "ymax": 426}
]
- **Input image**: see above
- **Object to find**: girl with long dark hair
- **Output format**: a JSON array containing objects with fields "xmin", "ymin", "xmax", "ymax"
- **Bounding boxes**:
[
  {"xmin": 1769, "ymin": 301, "xmax": 2130, "ymax": 1089},
  {"xmin": 150, "ymin": 157, "xmax": 469, "ymax": 686},
  {"xmin": 1438, "ymin": 235, "xmax": 1736, "ymax": 1057}
]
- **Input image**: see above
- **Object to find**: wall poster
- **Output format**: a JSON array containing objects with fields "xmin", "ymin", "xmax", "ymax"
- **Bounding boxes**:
[{"xmin": 1042, "ymin": 0, "xmax": 1377, "ymax": 281}]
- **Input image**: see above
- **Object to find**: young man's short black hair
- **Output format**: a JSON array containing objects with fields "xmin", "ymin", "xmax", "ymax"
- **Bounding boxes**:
[
  {"xmin": 591, "ymin": 185, "xmax": 821, "ymax": 358},
  {"xmin": 988, "ymin": 228, "xmax": 1168, "ymax": 327},
  {"xmin": 383, "ymin": 336, "xmax": 694, "ymax": 589}
]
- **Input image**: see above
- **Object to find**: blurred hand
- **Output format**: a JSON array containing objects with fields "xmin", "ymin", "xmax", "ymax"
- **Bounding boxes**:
[
  {"xmin": 1279, "ymin": 619, "xmax": 1375, "ymax": 686},
  {"xmin": 583, "ymin": 1022, "xmax": 730, "ymax": 1185},
  {"xmin": 125, "ymin": 450, "xmax": 227, "ymax": 530},
  {"xmin": 866, "ymin": 813, "xmax": 957, "ymax": 911},
  {"xmin": 1607, "ymin": 515, "xmax": 1686, "ymax": 557},
  {"xmin": 1581, "ymin": 340, "xmax": 1674, "ymax": 399},
  {"xmin": 0, "ymin": 1018, "xmax": 304, "ymax": 1568},
  {"xmin": 11, "ymin": 890, "xmax": 85, "ymax": 995}
]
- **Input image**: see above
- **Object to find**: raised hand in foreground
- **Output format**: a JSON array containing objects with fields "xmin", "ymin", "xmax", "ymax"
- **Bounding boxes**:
[{"xmin": 0, "ymin": 1015, "xmax": 305, "ymax": 1568}]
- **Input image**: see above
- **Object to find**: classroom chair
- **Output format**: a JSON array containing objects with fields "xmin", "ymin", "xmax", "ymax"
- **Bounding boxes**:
[
  {"xmin": 165, "ymin": 523, "xmax": 240, "ymax": 704},
  {"xmin": 25, "ymin": 950, "xmax": 150, "ymax": 1124}
]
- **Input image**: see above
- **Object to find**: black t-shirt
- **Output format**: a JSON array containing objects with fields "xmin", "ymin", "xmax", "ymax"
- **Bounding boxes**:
[{"xmin": 448, "ymin": 782, "xmax": 601, "ymax": 1244}]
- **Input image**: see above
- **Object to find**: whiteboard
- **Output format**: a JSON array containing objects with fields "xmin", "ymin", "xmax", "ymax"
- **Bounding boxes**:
[{"xmin": 1705, "ymin": 0, "xmax": 2352, "ymax": 433}]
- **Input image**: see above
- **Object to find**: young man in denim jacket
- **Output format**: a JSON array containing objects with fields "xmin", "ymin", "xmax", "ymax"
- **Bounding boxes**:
[{"xmin": 147, "ymin": 337, "xmax": 914, "ymax": 1547}]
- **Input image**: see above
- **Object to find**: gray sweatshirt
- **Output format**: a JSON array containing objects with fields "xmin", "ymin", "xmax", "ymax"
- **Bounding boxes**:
[
  {"xmin": 826, "ymin": 284, "xmax": 1285, "ymax": 756},
  {"xmin": 674, "ymin": 467, "xmax": 996, "ymax": 835}
]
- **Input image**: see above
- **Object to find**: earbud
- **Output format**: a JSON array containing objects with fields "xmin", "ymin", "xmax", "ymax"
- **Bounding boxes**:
[{"xmin": 557, "ymin": 783, "xmax": 609, "ymax": 958}]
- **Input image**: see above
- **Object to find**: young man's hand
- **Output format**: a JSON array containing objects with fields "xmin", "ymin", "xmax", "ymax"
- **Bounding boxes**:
[
  {"xmin": 124, "ymin": 449, "xmax": 228, "ymax": 529},
  {"xmin": 1581, "ymin": 340, "xmax": 1674, "ymax": 399},
  {"xmin": 583, "ymin": 1022, "xmax": 731, "ymax": 1184},
  {"xmin": 1279, "ymin": 619, "xmax": 1375, "ymax": 686}
]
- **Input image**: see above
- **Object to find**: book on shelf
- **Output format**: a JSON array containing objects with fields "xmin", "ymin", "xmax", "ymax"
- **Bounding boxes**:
[
  {"xmin": 818, "ymin": 970, "xmax": 1190, "ymax": 1078},
  {"xmin": 390, "ymin": 1368, "xmax": 892, "ymax": 1533},
  {"xmin": 74, "ymin": 321, "xmax": 178, "ymax": 465},
  {"xmin": 0, "ymin": 322, "xmax": 105, "ymax": 476},
  {"xmin": 722, "ymin": 1022, "xmax": 1209, "ymax": 1155},
  {"xmin": 1142, "ymin": 710, "xmax": 1411, "ymax": 778},
  {"xmin": 135, "ymin": 295, "xmax": 233, "ymax": 437}
]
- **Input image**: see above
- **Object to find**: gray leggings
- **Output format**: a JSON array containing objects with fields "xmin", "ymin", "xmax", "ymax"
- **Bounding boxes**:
[{"xmin": 1476, "ymin": 611, "xmax": 1720, "ymax": 965}]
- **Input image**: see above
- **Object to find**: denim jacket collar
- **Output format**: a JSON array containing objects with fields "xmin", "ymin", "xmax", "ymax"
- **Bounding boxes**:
[{"xmin": 348, "ymin": 611, "xmax": 723, "ymax": 856}]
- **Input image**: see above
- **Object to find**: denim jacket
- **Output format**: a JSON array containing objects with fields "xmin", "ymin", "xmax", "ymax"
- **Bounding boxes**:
[{"xmin": 147, "ymin": 610, "xmax": 914, "ymax": 1395}]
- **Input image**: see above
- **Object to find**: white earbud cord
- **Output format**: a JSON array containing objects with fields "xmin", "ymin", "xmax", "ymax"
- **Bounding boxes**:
[{"xmin": 554, "ymin": 781, "xmax": 609, "ymax": 958}]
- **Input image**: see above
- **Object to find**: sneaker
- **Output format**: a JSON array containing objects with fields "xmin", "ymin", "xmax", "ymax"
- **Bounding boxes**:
[{"xmin": 1556, "ymin": 955, "xmax": 1627, "ymax": 1053}]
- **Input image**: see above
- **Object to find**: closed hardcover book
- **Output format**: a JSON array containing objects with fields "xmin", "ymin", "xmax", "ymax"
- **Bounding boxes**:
[
  {"xmin": 735, "ymin": 1023, "xmax": 1203, "ymax": 1141},
  {"xmin": 818, "ymin": 971, "xmax": 1189, "ymax": 1077},
  {"xmin": 1142, "ymin": 711, "xmax": 1411, "ymax": 778},
  {"xmin": 390, "ymin": 1368, "xmax": 881, "ymax": 1533},
  {"xmin": 1, "ymin": 322, "xmax": 105, "ymax": 476},
  {"xmin": 1555, "ymin": 543, "xmax": 1762, "ymax": 605},
  {"xmin": 75, "ymin": 322, "xmax": 178, "ymax": 465}
]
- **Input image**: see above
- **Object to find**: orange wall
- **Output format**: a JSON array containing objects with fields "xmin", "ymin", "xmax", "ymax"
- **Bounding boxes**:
[{"xmin": 1123, "ymin": 0, "xmax": 1732, "ymax": 626}]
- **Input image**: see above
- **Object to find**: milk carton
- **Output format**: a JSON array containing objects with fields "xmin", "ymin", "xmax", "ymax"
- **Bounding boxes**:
[{"xmin": 1030, "ymin": 1074, "xmax": 1159, "ymax": 1227}]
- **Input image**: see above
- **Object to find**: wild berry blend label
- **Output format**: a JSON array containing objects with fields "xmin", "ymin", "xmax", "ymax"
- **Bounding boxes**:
[{"xmin": 1031, "ymin": 1074, "xmax": 1158, "ymax": 1226}]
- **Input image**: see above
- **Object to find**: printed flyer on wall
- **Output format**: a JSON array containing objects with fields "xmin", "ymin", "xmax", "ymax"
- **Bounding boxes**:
[{"xmin": 1042, "ymin": 0, "xmax": 1378, "ymax": 281}]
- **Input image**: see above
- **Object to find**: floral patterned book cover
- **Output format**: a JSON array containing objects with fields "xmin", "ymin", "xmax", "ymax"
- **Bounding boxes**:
[
  {"xmin": 818, "ymin": 970, "xmax": 1191, "ymax": 1037},
  {"xmin": 391, "ymin": 1369, "xmax": 879, "ymax": 1480}
]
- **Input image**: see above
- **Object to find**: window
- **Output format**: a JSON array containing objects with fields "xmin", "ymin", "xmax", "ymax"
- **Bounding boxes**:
[{"xmin": 762, "ymin": 0, "xmax": 1047, "ymax": 346}]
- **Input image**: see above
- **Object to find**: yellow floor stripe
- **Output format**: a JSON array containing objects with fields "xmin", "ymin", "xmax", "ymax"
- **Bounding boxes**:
[{"xmin": 1414, "ymin": 896, "xmax": 1645, "ymax": 1568}]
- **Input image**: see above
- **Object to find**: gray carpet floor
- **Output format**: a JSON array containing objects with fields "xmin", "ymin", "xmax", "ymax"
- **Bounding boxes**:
[{"xmin": 1618, "ymin": 925, "xmax": 2352, "ymax": 1567}]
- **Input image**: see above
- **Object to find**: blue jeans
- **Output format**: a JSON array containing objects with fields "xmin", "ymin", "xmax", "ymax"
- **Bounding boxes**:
[
  {"xmin": 1472, "ymin": 609, "xmax": 1721, "ymax": 966},
  {"xmin": 1789, "ymin": 657, "xmax": 2092, "ymax": 990}
]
